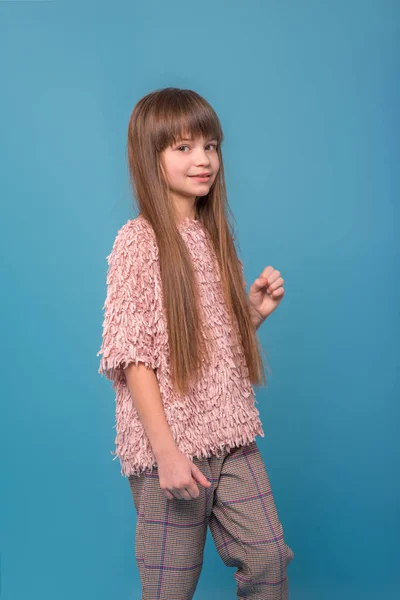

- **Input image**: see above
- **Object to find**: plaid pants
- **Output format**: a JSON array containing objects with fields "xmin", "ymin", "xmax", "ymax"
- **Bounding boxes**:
[{"xmin": 128, "ymin": 440, "xmax": 295, "ymax": 599}]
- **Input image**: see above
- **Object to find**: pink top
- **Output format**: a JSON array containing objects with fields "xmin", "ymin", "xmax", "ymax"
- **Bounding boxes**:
[{"xmin": 97, "ymin": 214, "xmax": 264, "ymax": 477}]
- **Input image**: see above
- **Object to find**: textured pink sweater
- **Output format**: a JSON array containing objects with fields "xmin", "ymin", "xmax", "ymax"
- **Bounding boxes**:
[{"xmin": 97, "ymin": 214, "xmax": 264, "ymax": 477}]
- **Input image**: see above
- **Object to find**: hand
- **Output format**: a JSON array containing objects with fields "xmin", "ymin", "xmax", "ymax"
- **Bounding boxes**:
[
  {"xmin": 156, "ymin": 447, "xmax": 212, "ymax": 500},
  {"xmin": 248, "ymin": 266, "xmax": 285, "ymax": 323}
]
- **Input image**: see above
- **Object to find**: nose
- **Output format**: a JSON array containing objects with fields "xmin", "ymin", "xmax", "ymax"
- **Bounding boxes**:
[{"xmin": 193, "ymin": 147, "xmax": 211, "ymax": 166}]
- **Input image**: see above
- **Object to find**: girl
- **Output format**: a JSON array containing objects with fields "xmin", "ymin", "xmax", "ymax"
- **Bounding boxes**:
[{"xmin": 97, "ymin": 87, "xmax": 294, "ymax": 599}]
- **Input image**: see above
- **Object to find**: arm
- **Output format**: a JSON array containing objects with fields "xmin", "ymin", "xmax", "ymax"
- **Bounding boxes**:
[
  {"xmin": 238, "ymin": 257, "xmax": 267, "ymax": 331},
  {"xmin": 98, "ymin": 222, "xmax": 210, "ymax": 498},
  {"xmin": 98, "ymin": 222, "xmax": 176, "ymax": 457},
  {"xmin": 250, "ymin": 309, "xmax": 267, "ymax": 331},
  {"xmin": 97, "ymin": 221, "xmax": 159, "ymax": 381},
  {"xmin": 124, "ymin": 363, "xmax": 177, "ymax": 460},
  {"xmin": 125, "ymin": 362, "xmax": 211, "ymax": 499}
]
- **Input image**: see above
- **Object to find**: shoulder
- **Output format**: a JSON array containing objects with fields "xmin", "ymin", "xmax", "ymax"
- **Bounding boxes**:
[
  {"xmin": 113, "ymin": 215, "xmax": 157, "ymax": 248},
  {"xmin": 109, "ymin": 216, "xmax": 158, "ymax": 262}
]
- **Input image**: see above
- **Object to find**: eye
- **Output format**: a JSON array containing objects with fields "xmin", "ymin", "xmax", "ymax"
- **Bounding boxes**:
[{"xmin": 176, "ymin": 142, "xmax": 218, "ymax": 152}]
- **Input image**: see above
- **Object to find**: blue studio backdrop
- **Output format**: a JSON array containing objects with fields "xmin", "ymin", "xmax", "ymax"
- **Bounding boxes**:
[{"xmin": 1, "ymin": 1, "xmax": 398, "ymax": 599}]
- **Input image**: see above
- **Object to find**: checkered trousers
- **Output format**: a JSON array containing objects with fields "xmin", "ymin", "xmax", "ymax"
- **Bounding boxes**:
[{"xmin": 128, "ymin": 440, "xmax": 294, "ymax": 599}]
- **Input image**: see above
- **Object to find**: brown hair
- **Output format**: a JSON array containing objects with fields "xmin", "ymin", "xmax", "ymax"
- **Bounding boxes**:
[{"xmin": 127, "ymin": 87, "xmax": 268, "ymax": 395}]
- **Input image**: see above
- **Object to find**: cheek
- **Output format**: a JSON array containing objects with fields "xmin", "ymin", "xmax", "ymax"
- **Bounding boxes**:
[
  {"xmin": 163, "ymin": 160, "xmax": 181, "ymax": 182},
  {"xmin": 212, "ymin": 155, "xmax": 220, "ymax": 174},
  {"xmin": 170, "ymin": 164, "xmax": 186, "ymax": 180},
  {"xmin": 175, "ymin": 162, "xmax": 191, "ymax": 178}
]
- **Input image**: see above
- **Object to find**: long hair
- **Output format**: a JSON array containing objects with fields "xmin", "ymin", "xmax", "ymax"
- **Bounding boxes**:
[{"xmin": 127, "ymin": 87, "xmax": 268, "ymax": 395}]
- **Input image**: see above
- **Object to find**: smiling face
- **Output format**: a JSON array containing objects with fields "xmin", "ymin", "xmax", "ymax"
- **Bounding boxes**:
[{"xmin": 160, "ymin": 134, "xmax": 220, "ymax": 215}]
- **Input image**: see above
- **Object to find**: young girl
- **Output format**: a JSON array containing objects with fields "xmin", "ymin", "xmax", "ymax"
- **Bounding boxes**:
[{"xmin": 97, "ymin": 87, "xmax": 294, "ymax": 599}]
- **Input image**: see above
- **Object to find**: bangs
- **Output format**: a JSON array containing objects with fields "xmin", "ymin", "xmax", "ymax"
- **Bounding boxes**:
[
  {"xmin": 154, "ymin": 90, "xmax": 223, "ymax": 151},
  {"xmin": 168, "ymin": 115, "xmax": 222, "ymax": 146}
]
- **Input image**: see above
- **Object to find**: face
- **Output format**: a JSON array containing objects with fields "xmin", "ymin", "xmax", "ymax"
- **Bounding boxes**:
[{"xmin": 160, "ymin": 134, "xmax": 220, "ymax": 206}]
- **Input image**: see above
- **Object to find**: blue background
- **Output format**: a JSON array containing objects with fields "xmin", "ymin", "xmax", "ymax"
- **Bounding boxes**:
[{"xmin": 1, "ymin": 1, "xmax": 398, "ymax": 599}]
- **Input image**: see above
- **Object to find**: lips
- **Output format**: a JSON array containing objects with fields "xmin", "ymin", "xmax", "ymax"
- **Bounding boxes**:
[{"xmin": 190, "ymin": 173, "xmax": 211, "ymax": 177}]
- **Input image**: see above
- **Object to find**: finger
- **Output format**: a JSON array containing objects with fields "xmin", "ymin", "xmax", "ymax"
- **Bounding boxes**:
[
  {"xmin": 259, "ymin": 266, "xmax": 275, "ymax": 282},
  {"xmin": 175, "ymin": 488, "xmax": 197, "ymax": 501},
  {"xmin": 198, "ymin": 476, "xmax": 211, "ymax": 487},
  {"xmin": 269, "ymin": 287, "xmax": 284, "ymax": 298},
  {"xmin": 191, "ymin": 467, "xmax": 211, "ymax": 487},
  {"xmin": 179, "ymin": 488, "xmax": 192, "ymax": 501},
  {"xmin": 187, "ymin": 485, "xmax": 200, "ymax": 499},
  {"xmin": 173, "ymin": 489, "xmax": 185, "ymax": 500},
  {"xmin": 265, "ymin": 271, "xmax": 281, "ymax": 287},
  {"xmin": 255, "ymin": 272, "xmax": 280, "ymax": 289},
  {"xmin": 255, "ymin": 277, "xmax": 268, "ymax": 287},
  {"xmin": 173, "ymin": 487, "xmax": 192, "ymax": 500},
  {"xmin": 184, "ymin": 487, "xmax": 199, "ymax": 500},
  {"xmin": 249, "ymin": 277, "xmax": 268, "ymax": 294},
  {"xmin": 267, "ymin": 277, "xmax": 284, "ymax": 292},
  {"xmin": 164, "ymin": 490, "xmax": 174, "ymax": 500}
]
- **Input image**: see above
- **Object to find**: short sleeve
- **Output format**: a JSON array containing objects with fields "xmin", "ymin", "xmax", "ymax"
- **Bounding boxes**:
[{"xmin": 96, "ymin": 221, "xmax": 159, "ymax": 383}]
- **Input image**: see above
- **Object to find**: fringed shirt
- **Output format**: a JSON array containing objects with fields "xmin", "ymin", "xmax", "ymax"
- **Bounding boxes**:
[{"xmin": 97, "ymin": 215, "xmax": 264, "ymax": 477}]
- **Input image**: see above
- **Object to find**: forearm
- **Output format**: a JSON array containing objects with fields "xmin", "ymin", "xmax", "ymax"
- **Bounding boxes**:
[
  {"xmin": 252, "ymin": 316, "xmax": 265, "ymax": 330},
  {"xmin": 124, "ymin": 363, "xmax": 177, "ymax": 460},
  {"xmin": 248, "ymin": 303, "xmax": 267, "ymax": 330}
]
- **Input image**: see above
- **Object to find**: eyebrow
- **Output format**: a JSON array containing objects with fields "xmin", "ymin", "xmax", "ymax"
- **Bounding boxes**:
[{"xmin": 177, "ymin": 137, "xmax": 217, "ymax": 142}]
